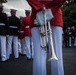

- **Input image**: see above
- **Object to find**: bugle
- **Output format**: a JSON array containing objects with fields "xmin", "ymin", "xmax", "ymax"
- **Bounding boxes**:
[
  {"xmin": 39, "ymin": 10, "xmax": 58, "ymax": 61},
  {"xmin": 34, "ymin": 8, "xmax": 58, "ymax": 61}
]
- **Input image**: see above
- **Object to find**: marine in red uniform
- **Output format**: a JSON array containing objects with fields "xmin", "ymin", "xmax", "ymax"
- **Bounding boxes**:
[
  {"xmin": 21, "ymin": 10, "xmax": 34, "ymax": 59},
  {"xmin": 26, "ymin": 0, "xmax": 66, "ymax": 75},
  {"xmin": 18, "ymin": 17, "xmax": 26, "ymax": 55},
  {"xmin": 27, "ymin": 0, "xmax": 66, "ymax": 27}
]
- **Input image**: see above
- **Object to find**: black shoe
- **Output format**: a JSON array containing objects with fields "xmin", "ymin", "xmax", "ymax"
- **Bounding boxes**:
[
  {"xmin": 14, "ymin": 57, "xmax": 19, "ymax": 59},
  {"xmin": 1, "ymin": 59, "xmax": 9, "ymax": 63},
  {"xmin": 27, "ymin": 57, "xmax": 31, "ymax": 60},
  {"xmin": 19, "ymin": 53, "xmax": 26, "ymax": 56}
]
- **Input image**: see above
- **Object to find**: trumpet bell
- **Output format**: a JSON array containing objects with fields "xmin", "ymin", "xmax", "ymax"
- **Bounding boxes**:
[
  {"xmin": 48, "ymin": 56, "xmax": 58, "ymax": 61},
  {"xmin": 48, "ymin": 47, "xmax": 58, "ymax": 61}
]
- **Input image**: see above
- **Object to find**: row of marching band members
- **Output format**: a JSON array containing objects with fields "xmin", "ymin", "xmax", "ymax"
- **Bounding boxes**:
[{"xmin": 0, "ymin": 4, "xmax": 33, "ymax": 62}]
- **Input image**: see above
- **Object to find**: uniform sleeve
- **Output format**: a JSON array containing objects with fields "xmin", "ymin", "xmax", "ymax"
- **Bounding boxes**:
[
  {"xmin": 26, "ymin": 0, "xmax": 43, "ymax": 10},
  {"xmin": 20, "ymin": 18, "xmax": 25, "ymax": 31},
  {"xmin": 51, "ymin": 0, "xmax": 66, "ymax": 7},
  {"xmin": 4, "ymin": 13, "xmax": 9, "ymax": 35},
  {"xmin": 55, "ymin": 0, "xmax": 66, "ymax": 8},
  {"xmin": 4, "ymin": 13, "xmax": 8, "ymax": 28},
  {"xmin": 49, "ymin": 0, "xmax": 66, "ymax": 13}
]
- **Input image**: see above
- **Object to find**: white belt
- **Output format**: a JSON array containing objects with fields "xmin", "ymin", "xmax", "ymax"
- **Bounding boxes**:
[
  {"xmin": 0, "ymin": 23, "xmax": 5, "ymax": 26},
  {"xmin": 25, "ymin": 26, "xmax": 30, "ymax": 28},
  {"xmin": 9, "ymin": 26, "xmax": 17, "ymax": 28}
]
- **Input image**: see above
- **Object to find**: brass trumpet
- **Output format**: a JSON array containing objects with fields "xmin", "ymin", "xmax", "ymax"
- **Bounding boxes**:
[{"xmin": 39, "ymin": 11, "xmax": 58, "ymax": 61}]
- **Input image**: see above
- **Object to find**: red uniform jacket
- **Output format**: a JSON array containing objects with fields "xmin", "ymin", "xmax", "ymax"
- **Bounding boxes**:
[
  {"xmin": 21, "ymin": 15, "xmax": 31, "ymax": 36},
  {"xmin": 26, "ymin": 0, "xmax": 66, "ymax": 27}
]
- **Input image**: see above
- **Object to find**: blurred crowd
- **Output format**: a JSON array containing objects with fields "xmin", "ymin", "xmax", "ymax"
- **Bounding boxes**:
[{"xmin": 63, "ymin": 26, "xmax": 76, "ymax": 47}]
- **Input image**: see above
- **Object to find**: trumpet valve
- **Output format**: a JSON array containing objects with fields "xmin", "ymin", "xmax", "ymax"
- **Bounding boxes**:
[{"xmin": 40, "ymin": 32, "xmax": 46, "ymax": 36}]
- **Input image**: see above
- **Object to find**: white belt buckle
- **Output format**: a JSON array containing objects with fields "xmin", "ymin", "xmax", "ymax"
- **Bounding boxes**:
[
  {"xmin": 9, "ymin": 26, "xmax": 17, "ymax": 28},
  {"xmin": 25, "ymin": 26, "xmax": 30, "ymax": 28},
  {"xmin": 19, "ymin": 31, "xmax": 24, "ymax": 33}
]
